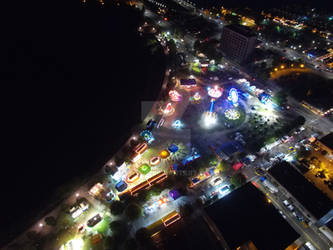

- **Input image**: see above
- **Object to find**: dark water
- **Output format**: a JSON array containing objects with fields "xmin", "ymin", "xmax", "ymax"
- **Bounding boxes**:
[
  {"xmin": 0, "ymin": 0, "xmax": 165, "ymax": 245},
  {"xmin": 192, "ymin": 0, "xmax": 333, "ymax": 11}
]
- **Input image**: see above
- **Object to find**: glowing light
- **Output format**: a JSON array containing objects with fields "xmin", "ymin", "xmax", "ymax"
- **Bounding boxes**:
[
  {"xmin": 126, "ymin": 170, "xmax": 140, "ymax": 183},
  {"xmin": 64, "ymin": 238, "xmax": 84, "ymax": 250},
  {"xmin": 161, "ymin": 102, "xmax": 175, "ymax": 116},
  {"xmin": 159, "ymin": 150, "xmax": 170, "ymax": 159},
  {"xmin": 193, "ymin": 92, "xmax": 201, "ymax": 101},
  {"xmin": 134, "ymin": 142, "xmax": 148, "ymax": 154},
  {"xmin": 132, "ymin": 153, "xmax": 142, "ymax": 163},
  {"xmin": 169, "ymin": 90, "xmax": 182, "ymax": 102},
  {"xmin": 203, "ymin": 111, "xmax": 217, "ymax": 128},
  {"xmin": 140, "ymin": 130, "xmax": 155, "ymax": 144},
  {"xmin": 89, "ymin": 183, "xmax": 104, "ymax": 196},
  {"xmin": 224, "ymin": 109, "xmax": 240, "ymax": 120},
  {"xmin": 209, "ymin": 99, "xmax": 215, "ymax": 112},
  {"xmin": 207, "ymin": 85, "xmax": 223, "ymax": 98},
  {"xmin": 39, "ymin": 223, "xmax": 43, "ymax": 227},
  {"xmin": 150, "ymin": 156, "xmax": 161, "ymax": 166},
  {"xmin": 284, "ymin": 154, "xmax": 294, "ymax": 162},
  {"xmin": 228, "ymin": 88, "xmax": 239, "ymax": 106},
  {"xmin": 139, "ymin": 164, "xmax": 151, "ymax": 174},
  {"xmin": 300, "ymin": 64, "xmax": 304, "ymax": 68},
  {"xmin": 172, "ymin": 119, "xmax": 184, "ymax": 129},
  {"xmin": 75, "ymin": 193, "xmax": 80, "ymax": 197},
  {"xmin": 258, "ymin": 93, "xmax": 271, "ymax": 104}
]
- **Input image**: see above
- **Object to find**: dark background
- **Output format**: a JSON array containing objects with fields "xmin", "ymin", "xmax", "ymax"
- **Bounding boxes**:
[
  {"xmin": 0, "ymin": 0, "xmax": 332, "ymax": 246},
  {"xmin": 0, "ymin": 0, "xmax": 165, "ymax": 246},
  {"xmin": 192, "ymin": 0, "xmax": 333, "ymax": 11}
]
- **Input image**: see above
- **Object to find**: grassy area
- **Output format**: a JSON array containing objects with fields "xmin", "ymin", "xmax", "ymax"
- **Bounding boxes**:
[
  {"xmin": 92, "ymin": 215, "xmax": 111, "ymax": 234},
  {"xmin": 219, "ymin": 105, "xmax": 246, "ymax": 129}
]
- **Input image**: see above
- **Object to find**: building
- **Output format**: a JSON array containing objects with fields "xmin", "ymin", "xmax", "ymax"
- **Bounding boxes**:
[
  {"xmin": 269, "ymin": 162, "xmax": 333, "ymax": 227},
  {"xmin": 317, "ymin": 133, "xmax": 333, "ymax": 158},
  {"xmin": 220, "ymin": 24, "xmax": 257, "ymax": 63},
  {"xmin": 213, "ymin": 140, "xmax": 243, "ymax": 160},
  {"xmin": 205, "ymin": 183, "xmax": 299, "ymax": 250}
]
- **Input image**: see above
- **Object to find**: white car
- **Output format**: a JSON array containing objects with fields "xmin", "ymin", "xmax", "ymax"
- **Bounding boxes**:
[
  {"xmin": 287, "ymin": 204, "xmax": 294, "ymax": 211},
  {"xmin": 212, "ymin": 177, "xmax": 223, "ymax": 186},
  {"xmin": 283, "ymin": 200, "xmax": 290, "ymax": 206}
]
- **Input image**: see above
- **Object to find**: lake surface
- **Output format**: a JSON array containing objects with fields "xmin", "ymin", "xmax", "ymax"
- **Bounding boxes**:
[{"xmin": 0, "ymin": 1, "xmax": 165, "ymax": 245}]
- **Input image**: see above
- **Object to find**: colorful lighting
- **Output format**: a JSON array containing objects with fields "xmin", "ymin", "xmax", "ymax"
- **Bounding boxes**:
[
  {"xmin": 258, "ymin": 93, "xmax": 271, "ymax": 104},
  {"xmin": 139, "ymin": 164, "xmax": 151, "ymax": 174},
  {"xmin": 207, "ymin": 85, "xmax": 223, "ymax": 98},
  {"xmin": 203, "ymin": 111, "xmax": 217, "ymax": 128},
  {"xmin": 159, "ymin": 150, "xmax": 170, "ymax": 159},
  {"xmin": 228, "ymin": 88, "xmax": 239, "ymax": 106},
  {"xmin": 193, "ymin": 92, "xmax": 201, "ymax": 101},
  {"xmin": 150, "ymin": 156, "xmax": 161, "ymax": 166},
  {"xmin": 169, "ymin": 90, "xmax": 182, "ymax": 102},
  {"xmin": 126, "ymin": 170, "xmax": 140, "ymax": 183},
  {"xmin": 172, "ymin": 119, "xmax": 184, "ymax": 129},
  {"xmin": 140, "ymin": 130, "xmax": 155, "ymax": 144},
  {"xmin": 209, "ymin": 99, "xmax": 215, "ymax": 113},
  {"xmin": 162, "ymin": 102, "xmax": 175, "ymax": 116},
  {"xmin": 224, "ymin": 109, "xmax": 240, "ymax": 120}
]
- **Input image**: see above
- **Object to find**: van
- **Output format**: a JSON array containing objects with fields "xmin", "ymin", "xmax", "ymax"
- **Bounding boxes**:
[
  {"xmin": 283, "ymin": 200, "xmax": 290, "ymax": 206},
  {"xmin": 287, "ymin": 204, "xmax": 294, "ymax": 211}
]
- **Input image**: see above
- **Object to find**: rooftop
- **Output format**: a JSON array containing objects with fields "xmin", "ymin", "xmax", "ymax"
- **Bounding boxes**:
[
  {"xmin": 223, "ymin": 24, "xmax": 257, "ymax": 38},
  {"xmin": 319, "ymin": 133, "xmax": 333, "ymax": 150},
  {"xmin": 205, "ymin": 183, "xmax": 299, "ymax": 250},
  {"xmin": 269, "ymin": 161, "xmax": 333, "ymax": 219},
  {"xmin": 215, "ymin": 141, "xmax": 243, "ymax": 158}
]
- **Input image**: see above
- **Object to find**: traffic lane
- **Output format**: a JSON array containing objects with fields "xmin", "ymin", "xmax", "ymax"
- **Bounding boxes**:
[{"xmin": 256, "ymin": 181, "xmax": 329, "ymax": 250}]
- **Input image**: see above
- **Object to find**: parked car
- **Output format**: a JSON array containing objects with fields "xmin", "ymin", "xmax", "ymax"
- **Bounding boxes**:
[
  {"xmin": 87, "ymin": 214, "xmax": 102, "ymax": 227},
  {"xmin": 212, "ymin": 177, "xmax": 223, "ymax": 186}
]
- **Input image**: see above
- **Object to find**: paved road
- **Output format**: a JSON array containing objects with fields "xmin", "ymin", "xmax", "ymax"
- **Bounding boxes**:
[{"xmin": 254, "ymin": 176, "xmax": 333, "ymax": 250}]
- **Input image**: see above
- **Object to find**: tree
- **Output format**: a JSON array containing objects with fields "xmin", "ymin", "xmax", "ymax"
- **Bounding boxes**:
[
  {"xmin": 109, "ymin": 220, "xmax": 127, "ymax": 242},
  {"xmin": 179, "ymin": 204, "xmax": 194, "ymax": 218},
  {"xmin": 124, "ymin": 238, "xmax": 138, "ymax": 250},
  {"xmin": 272, "ymin": 90, "xmax": 288, "ymax": 106},
  {"xmin": 293, "ymin": 116, "xmax": 305, "ymax": 127},
  {"xmin": 297, "ymin": 146, "xmax": 310, "ymax": 159},
  {"xmin": 130, "ymin": 139, "xmax": 139, "ymax": 148},
  {"xmin": 104, "ymin": 236, "xmax": 118, "ymax": 250},
  {"xmin": 230, "ymin": 173, "xmax": 246, "ymax": 188},
  {"xmin": 125, "ymin": 203, "xmax": 142, "ymax": 220},
  {"xmin": 26, "ymin": 231, "xmax": 40, "ymax": 241},
  {"xmin": 114, "ymin": 155, "xmax": 124, "ymax": 166},
  {"xmin": 135, "ymin": 228, "xmax": 151, "ymax": 245},
  {"xmin": 110, "ymin": 201, "xmax": 124, "ymax": 215},
  {"xmin": 194, "ymin": 40, "xmax": 201, "ymax": 51},
  {"xmin": 44, "ymin": 216, "xmax": 56, "ymax": 226},
  {"xmin": 166, "ymin": 39, "xmax": 177, "ymax": 56}
]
